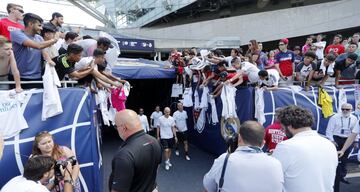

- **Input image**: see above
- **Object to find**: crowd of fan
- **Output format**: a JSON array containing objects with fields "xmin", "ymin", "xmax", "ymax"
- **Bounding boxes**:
[
  {"xmin": 170, "ymin": 33, "xmax": 360, "ymax": 95},
  {"xmin": 0, "ymin": 3, "xmax": 125, "ymax": 94},
  {"xmin": 1, "ymin": 3, "xmax": 360, "ymax": 96}
]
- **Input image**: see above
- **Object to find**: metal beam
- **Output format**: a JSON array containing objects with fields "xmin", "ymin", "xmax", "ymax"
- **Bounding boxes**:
[{"xmin": 67, "ymin": 0, "xmax": 115, "ymax": 28}]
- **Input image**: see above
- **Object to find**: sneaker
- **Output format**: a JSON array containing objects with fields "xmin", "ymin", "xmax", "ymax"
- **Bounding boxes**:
[
  {"xmin": 185, "ymin": 155, "xmax": 191, "ymax": 161},
  {"xmin": 165, "ymin": 164, "xmax": 170, "ymax": 171},
  {"xmin": 175, "ymin": 150, "xmax": 179, "ymax": 156}
]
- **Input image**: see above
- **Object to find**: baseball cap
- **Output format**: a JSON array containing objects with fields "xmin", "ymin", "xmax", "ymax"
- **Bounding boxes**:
[
  {"xmin": 279, "ymin": 38, "xmax": 289, "ymax": 44},
  {"xmin": 97, "ymin": 37, "xmax": 114, "ymax": 48}
]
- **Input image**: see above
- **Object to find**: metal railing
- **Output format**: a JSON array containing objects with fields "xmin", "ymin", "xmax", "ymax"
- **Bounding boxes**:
[{"xmin": 0, "ymin": 80, "xmax": 78, "ymax": 88}]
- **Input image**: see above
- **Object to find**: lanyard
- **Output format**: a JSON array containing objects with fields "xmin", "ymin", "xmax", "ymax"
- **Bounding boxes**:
[{"xmin": 340, "ymin": 117, "xmax": 351, "ymax": 134}]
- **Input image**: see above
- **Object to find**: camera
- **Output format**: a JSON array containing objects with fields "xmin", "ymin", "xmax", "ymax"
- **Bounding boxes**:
[{"xmin": 54, "ymin": 156, "xmax": 77, "ymax": 179}]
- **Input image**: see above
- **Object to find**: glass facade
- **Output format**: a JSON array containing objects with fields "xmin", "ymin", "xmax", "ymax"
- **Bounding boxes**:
[{"xmin": 101, "ymin": 0, "xmax": 197, "ymax": 28}]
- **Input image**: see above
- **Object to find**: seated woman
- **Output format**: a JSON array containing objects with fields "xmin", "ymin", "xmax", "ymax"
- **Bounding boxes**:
[{"xmin": 32, "ymin": 131, "xmax": 81, "ymax": 192}]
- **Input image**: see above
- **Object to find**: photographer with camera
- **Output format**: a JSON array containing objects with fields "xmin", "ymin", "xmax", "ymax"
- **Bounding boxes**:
[
  {"xmin": 1, "ymin": 155, "xmax": 77, "ymax": 192},
  {"xmin": 31, "ymin": 131, "xmax": 81, "ymax": 192},
  {"xmin": 203, "ymin": 121, "xmax": 283, "ymax": 192}
]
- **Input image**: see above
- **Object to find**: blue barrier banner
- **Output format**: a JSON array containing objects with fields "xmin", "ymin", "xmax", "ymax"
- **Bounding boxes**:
[
  {"xmin": 262, "ymin": 86, "xmax": 359, "ymax": 160},
  {"xmin": 188, "ymin": 85, "xmax": 359, "ymax": 160},
  {"xmin": 115, "ymin": 38, "xmax": 155, "ymax": 52},
  {"xmin": 0, "ymin": 88, "xmax": 101, "ymax": 192},
  {"xmin": 188, "ymin": 87, "xmax": 254, "ymax": 156}
]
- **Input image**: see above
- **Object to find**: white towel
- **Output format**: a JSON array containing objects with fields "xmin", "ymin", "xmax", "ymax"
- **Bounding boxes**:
[
  {"xmin": 42, "ymin": 63, "xmax": 63, "ymax": 121},
  {"xmin": 98, "ymin": 90, "xmax": 111, "ymax": 126},
  {"xmin": 209, "ymin": 96, "xmax": 219, "ymax": 124},
  {"xmin": 194, "ymin": 89, "xmax": 200, "ymax": 109},
  {"xmin": 255, "ymin": 88, "xmax": 266, "ymax": 125},
  {"xmin": 200, "ymin": 86, "xmax": 209, "ymax": 109}
]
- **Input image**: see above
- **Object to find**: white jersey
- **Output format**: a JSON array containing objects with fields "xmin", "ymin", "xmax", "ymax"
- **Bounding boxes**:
[
  {"xmin": 150, "ymin": 111, "xmax": 163, "ymax": 128},
  {"xmin": 1, "ymin": 176, "xmax": 49, "ymax": 192},
  {"xmin": 138, "ymin": 114, "xmax": 150, "ymax": 132},
  {"xmin": 182, "ymin": 88, "xmax": 193, "ymax": 107},
  {"xmin": 173, "ymin": 110, "xmax": 188, "ymax": 132},
  {"xmin": 0, "ymin": 93, "xmax": 28, "ymax": 139},
  {"xmin": 157, "ymin": 115, "xmax": 175, "ymax": 139}
]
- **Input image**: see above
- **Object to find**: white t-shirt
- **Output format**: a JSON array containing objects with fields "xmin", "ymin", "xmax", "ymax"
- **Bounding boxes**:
[
  {"xmin": 173, "ymin": 110, "xmax": 188, "ymax": 132},
  {"xmin": 203, "ymin": 146, "xmax": 284, "ymax": 192},
  {"xmin": 150, "ymin": 111, "xmax": 163, "ymax": 128},
  {"xmin": 1, "ymin": 176, "xmax": 49, "ymax": 192},
  {"xmin": 43, "ymin": 45, "xmax": 59, "ymax": 59},
  {"xmin": 241, "ymin": 61, "xmax": 260, "ymax": 83},
  {"xmin": 258, "ymin": 69, "xmax": 279, "ymax": 87},
  {"xmin": 157, "ymin": 115, "xmax": 175, "ymax": 139},
  {"xmin": 224, "ymin": 56, "xmax": 240, "ymax": 67},
  {"xmin": 272, "ymin": 130, "xmax": 338, "ymax": 192},
  {"xmin": 76, "ymin": 39, "xmax": 97, "ymax": 57},
  {"xmin": 138, "ymin": 114, "xmax": 149, "ymax": 132},
  {"xmin": 75, "ymin": 57, "xmax": 94, "ymax": 71},
  {"xmin": 313, "ymin": 41, "xmax": 327, "ymax": 60}
]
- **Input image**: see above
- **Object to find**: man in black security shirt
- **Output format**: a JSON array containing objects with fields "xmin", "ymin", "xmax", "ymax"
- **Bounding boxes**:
[
  {"xmin": 53, "ymin": 43, "xmax": 93, "ymax": 80},
  {"xmin": 109, "ymin": 109, "xmax": 162, "ymax": 192}
]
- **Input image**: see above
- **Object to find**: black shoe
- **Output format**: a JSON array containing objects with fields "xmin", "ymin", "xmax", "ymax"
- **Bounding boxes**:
[{"xmin": 340, "ymin": 178, "xmax": 350, "ymax": 184}]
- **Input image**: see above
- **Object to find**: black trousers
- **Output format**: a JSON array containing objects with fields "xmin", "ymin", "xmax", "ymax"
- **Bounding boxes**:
[{"xmin": 333, "ymin": 135, "xmax": 352, "ymax": 192}]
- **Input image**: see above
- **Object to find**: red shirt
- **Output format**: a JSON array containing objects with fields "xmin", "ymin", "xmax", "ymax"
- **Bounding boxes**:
[
  {"xmin": 325, "ymin": 44, "xmax": 345, "ymax": 56},
  {"xmin": 264, "ymin": 121, "xmax": 287, "ymax": 152},
  {"xmin": 0, "ymin": 18, "xmax": 24, "ymax": 41},
  {"xmin": 275, "ymin": 51, "xmax": 295, "ymax": 77}
]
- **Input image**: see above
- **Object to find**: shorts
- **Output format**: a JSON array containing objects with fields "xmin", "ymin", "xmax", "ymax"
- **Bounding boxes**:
[
  {"xmin": 160, "ymin": 138, "xmax": 174, "ymax": 149},
  {"xmin": 176, "ymin": 131, "xmax": 188, "ymax": 142}
]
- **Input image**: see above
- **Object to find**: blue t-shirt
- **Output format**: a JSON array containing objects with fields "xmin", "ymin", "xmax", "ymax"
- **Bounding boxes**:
[{"xmin": 10, "ymin": 30, "xmax": 43, "ymax": 79}]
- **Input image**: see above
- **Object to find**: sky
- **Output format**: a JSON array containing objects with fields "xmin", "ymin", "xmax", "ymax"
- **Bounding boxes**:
[{"xmin": 0, "ymin": 0, "xmax": 104, "ymax": 28}]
